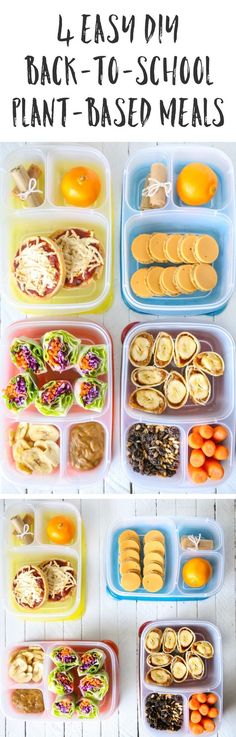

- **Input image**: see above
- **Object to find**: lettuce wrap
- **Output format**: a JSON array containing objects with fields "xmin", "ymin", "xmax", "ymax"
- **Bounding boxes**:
[
  {"xmin": 43, "ymin": 330, "xmax": 80, "ymax": 372},
  {"xmin": 50, "ymin": 645, "xmax": 79, "ymax": 667},
  {"xmin": 77, "ymin": 345, "xmax": 107, "ymax": 377},
  {"xmin": 35, "ymin": 380, "xmax": 73, "ymax": 416},
  {"xmin": 76, "ymin": 698, "xmax": 99, "ymax": 719},
  {"xmin": 74, "ymin": 378, "xmax": 107, "ymax": 412},
  {"xmin": 3, "ymin": 373, "xmax": 38, "ymax": 411},
  {"xmin": 10, "ymin": 337, "xmax": 46, "ymax": 375},
  {"xmin": 77, "ymin": 649, "xmax": 105, "ymax": 677},
  {"xmin": 79, "ymin": 670, "xmax": 109, "ymax": 701},
  {"xmin": 48, "ymin": 667, "xmax": 74, "ymax": 695},
  {"xmin": 52, "ymin": 695, "xmax": 75, "ymax": 718}
]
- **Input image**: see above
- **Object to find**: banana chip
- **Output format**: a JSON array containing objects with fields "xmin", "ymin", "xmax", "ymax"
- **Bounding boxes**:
[{"xmin": 9, "ymin": 424, "xmax": 60, "ymax": 476}]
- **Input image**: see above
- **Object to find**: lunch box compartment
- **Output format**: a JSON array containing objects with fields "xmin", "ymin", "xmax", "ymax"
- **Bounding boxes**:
[
  {"xmin": 47, "ymin": 146, "xmax": 109, "ymax": 210},
  {"xmin": 178, "ymin": 552, "xmax": 224, "ymax": 598},
  {"xmin": 2, "ymin": 146, "xmax": 46, "ymax": 211}
]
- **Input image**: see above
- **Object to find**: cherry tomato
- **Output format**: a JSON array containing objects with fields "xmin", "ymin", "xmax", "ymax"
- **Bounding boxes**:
[
  {"xmin": 46, "ymin": 515, "xmax": 76, "ymax": 544},
  {"xmin": 61, "ymin": 166, "xmax": 101, "ymax": 207}
]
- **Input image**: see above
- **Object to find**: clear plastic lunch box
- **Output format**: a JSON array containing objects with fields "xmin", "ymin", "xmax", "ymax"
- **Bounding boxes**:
[
  {"xmin": 105, "ymin": 516, "xmax": 224, "ymax": 602},
  {"xmin": 0, "ymin": 319, "xmax": 113, "ymax": 490},
  {"xmin": 121, "ymin": 321, "xmax": 235, "ymax": 490},
  {"xmin": 0, "ymin": 145, "xmax": 113, "ymax": 315},
  {"xmin": 3, "ymin": 501, "xmax": 85, "ymax": 620},
  {"xmin": 120, "ymin": 145, "xmax": 236, "ymax": 316},
  {"xmin": 139, "ymin": 620, "xmax": 223, "ymax": 736},
  {"xmin": 1, "ymin": 639, "xmax": 119, "ymax": 721}
]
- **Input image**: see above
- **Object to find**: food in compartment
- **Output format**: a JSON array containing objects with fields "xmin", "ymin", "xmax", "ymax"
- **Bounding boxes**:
[
  {"xmin": 11, "ymin": 688, "xmax": 45, "ymax": 713},
  {"xmin": 60, "ymin": 166, "xmax": 101, "ymax": 207},
  {"xmin": 127, "ymin": 331, "xmax": 224, "ymax": 414},
  {"xmin": 77, "ymin": 345, "xmax": 107, "ymax": 377},
  {"xmin": 11, "ymin": 163, "xmax": 44, "ymax": 208},
  {"xmin": 50, "ymin": 646, "xmax": 80, "ymax": 667},
  {"xmin": 8, "ymin": 646, "xmax": 44, "ymax": 683},
  {"xmin": 79, "ymin": 671, "xmax": 109, "ymax": 701},
  {"xmin": 3, "ymin": 373, "xmax": 37, "ymax": 412},
  {"xmin": 35, "ymin": 380, "xmax": 74, "ymax": 416},
  {"xmin": 118, "ymin": 528, "xmax": 141, "ymax": 591},
  {"xmin": 46, "ymin": 515, "xmax": 76, "ymax": 545},
  {"xmin": 12, "ymin": 564, "xmax": 48, "ymax": 610},
  {"xmin": 118, "ymin": 528, "xmax": 165, "ymax": 593},
  {"xmin": 144, "ymin": 626, "xmax": 214, "ymax": 685},
  {"xmin": 10, "ymin": 338, "xmax": 46, "ymax": 374},
  {"xmin": 9, "ymin": 423, "xmax": 60, "ymax": 475},
  {"xmin": 77, "ymin": 649, "xmax": 105, "ymax": 676},
  {"xmin": 74, "ymin": 377, "xmax": 107, "ymax": 411},
  {"xmin": 145, "ymin": 693, "xmax": 184, "ymax": 732},
  {"xmin": 126, "ymin": 424, "xmax": 180, "ymax": 477},
  {"xmin": 189, "ymin": 692, "xmax": 219, "ymax": 734},
  {"xmin": 69, "ymin": 422, "xmax": 105, "ymax": 470},
  {"xmin": 188, "ymin": 424, "xmax": 229, "ymax": 484},
  {"xmin": 143, "ymin": 530, "xmax": 165, "ymax": 593},
  {"xmin": 129, "ymin": 332, "xmax": 154, "ymax": 367},
  {"xmin": 76, "ymin": 697, "xmax": 99, "ymax": 719},
  {"xmin": 140, "ymin": 163, "xmax": 169, "ymax": 210},
  {"xmin": 12, "ymin": 236, "xmax": 66, "ymax": 298},
  {"xmin": 180, "ymin": 534, "xmax": 214, "ymax": 551},
  {"xmin": 52, "ymin": 227, "xmax": 104, "ymax": 289},
  {"xmin": 40, "ymin": 558, "xmax": 77, "ymax": 601},
  {"xmin": 176, "ymin": 163, "xmax": 218, "ymax": 206},
  {"xmin": 10, "ymin": 511, "xmax": 34, "ymax": 544},
  {"xmin": 182, "ymin": 558, "xmax": 213, "ymax": 589},
  {"xmin": 52, "ymin": 694, "xmax": 75, "ymax": 718},
  {"xmin": 48, "ymin": 667, "xmax": 74, "ymax": 695},
  {"xmin": 42, "ymin": 330, "xmax": 80, "ymax": 372}
]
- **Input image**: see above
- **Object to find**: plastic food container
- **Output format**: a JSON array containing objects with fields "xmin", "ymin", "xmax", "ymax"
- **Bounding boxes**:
[
  {"xmin": 121, "ymin": 321, "xmax": 235, "ymax": 490},
  {"xmin": 139, "ymin": 620, "xmax": 222, "ymax": 736},
  {"xmin": 105, "ymin": 516, "xmax": 224, "ymax": 601},
  {"xmin": 3, "ymin": 501, "xmax": 85, "ymax": 620},
  {"xmin": 0, "ymin": 145, "xmax": 113, "ymax": 314},
  {"xmin": 1, "ymin": 639, "xmax": 119, "ymax": 721},
  {"xmin": 121, "ymin": 145, "xmax": 235, "ymax": 315},
  {"xmin": 0, "ymin": 319, "xmax": 113, "ymax": 490}
]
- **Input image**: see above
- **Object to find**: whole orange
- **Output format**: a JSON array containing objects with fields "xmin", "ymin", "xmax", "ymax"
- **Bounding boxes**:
[
  {"xmin": 61, "ymin": 166, "xmax": 101, "ymax": 207},
  {"xmin": 46, "ymin": 515, "xmax": 76, "ymax": 544},
  {"xmin": 182, "ymin": 557, "xmax": 212, "ymax": 588},
  {"xmin": 176, "ymin": 163, "xmax": 218, "ymax": 206}
]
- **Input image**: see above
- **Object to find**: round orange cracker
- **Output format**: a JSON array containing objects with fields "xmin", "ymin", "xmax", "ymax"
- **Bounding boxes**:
[
  {"xmin": 194, "ymin": 234, "xmax": 219, "ymax": 264},
  {"xmin": 160, "ymin": 266, "xmax": 179, "ymax": 296},
  {"xmin": 143, "ymin": 572, "xmax": 164, "ymax": 592},
  {"xmin": 119, "ymin": 549, "xmax": 140, "ymax": 563},
  {"xmin": 144, "ymin": 540, "xmax": 165, "ymax": 556},
  {"xmin": 120, "ymin": 561, "xmax": 141, "ymax": 575},
  {"xmin": 146, "ymin": 266, "xmax": 165, "ymax": 296},
  {"xmin": 131, "ymin": 234, "xmax": 152, "ymax": 264},
  {"xmin": 191, "ymin": 263, "xmax": 218, "ymax": 291},
  {"xmin": 174, "ymin": 264, "xmax": 196, "ymax": 294},
  {"xmin": 148, "ymin": 233, "xmax": 168, "ymax": 263},
  {"xmin": 144, "ymin": 551, "xmax": 164, "ymax": 566},
  {"xmin": 143, "ymin": 562, "xmax": 164, "ymax": 576},
  {"xmin": 119, "ymin": 539, "xmax": 140, "ymax": 552},
  {"xmin": 121, "ymin": 572, "xmax": 141, "ymax": 591},
  {"xmin": 164, "ymin": 233, "xmax": 183, "ymax": 263},
  {"xmin": 179, "ymin": 234, "xmax": 198, "ymax": 264},
  {"xmin": 144, "ymin": 530, "xmax": 165, "ymax": 544},
  {"xmin": 130, "ymin": 268, "xmax": 153, "ymax": 298},
  {"xmin": 119, "ymin": 529, "xmax": 140, "ymax": 544}
]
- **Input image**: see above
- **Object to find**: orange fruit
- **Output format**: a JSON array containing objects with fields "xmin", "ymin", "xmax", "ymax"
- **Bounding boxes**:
[
  {"xmin": 46, "ymin": 515, "xmax": 76, "ymax": 544},
  {"xmin": 182, "ymin": 557, "xmax": 213, "ymax": 588},
  {"xmin": 176, "ymin": 163, "xmax": 218, "ymax": 206},
  {"xmin": 212, "ymin": 425, "xmax": 228, "ymax": 442},
  {"xmin": 61, "ymin": 166, "xmax": 101, "ymax": 207}
]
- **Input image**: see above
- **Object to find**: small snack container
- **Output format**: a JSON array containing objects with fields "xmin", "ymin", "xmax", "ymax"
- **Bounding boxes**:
[
  {"xmin": 121, "ymin": 145, "xmax": 235, "ymax": 316},
  {"xmin": 1, "ymin": 639, "xmax": 119, "ymax": 721},
  {"xmin": 1, "ymin": 145, "xmax": 113, "ymax": 315},
  {"xmin": 139, "ymin": 620, "xmax": 222, "ymax": 736},
  {"xmin": 105, "ymin": 516, "xmax": 224, "ymax": 601},
  {"xmin": 121, "ymin": 321, "xmax": 235, "ymax": 490},
  {"xmin": 3, "ymin": 502, "xmax": 85, "ymax": 621},
  {"xmin": 0, "ymin": 319, "xmax": 113, "ymax": 490}
]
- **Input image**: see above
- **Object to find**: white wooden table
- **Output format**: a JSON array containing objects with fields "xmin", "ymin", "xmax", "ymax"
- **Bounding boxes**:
[
  {"xmin": 0, "ymin": 497, "xmax": 235, "ymax": 737},
  {"xmin": 0, "ymin": 142, "xmax": 236, "ymax": 496}
]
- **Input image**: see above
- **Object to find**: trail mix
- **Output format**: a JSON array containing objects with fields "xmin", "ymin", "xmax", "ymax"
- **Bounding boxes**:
[
  {"xmin": 145, "ymin": 693, "xmax": 183, "ymax": 731},
  {"xmin": 126, "ymin": 424, "xmax": 180, "ymax": 477}
]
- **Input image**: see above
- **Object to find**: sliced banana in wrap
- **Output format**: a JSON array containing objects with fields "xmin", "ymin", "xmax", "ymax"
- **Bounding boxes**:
[
  {"xmin": 193, "ymin": 351, "xmax": 224, "ymax": 376},
  {"xmin": 129, "ymin": 387, "xmax": 167, "ymax": 414},
  {"xmin": 131, "ymin": 366, "xmax": 168, "ymax": 387},
  {"xmin": 186, "ymin": 651, "xmax": 205, "ymax": 679},
  {"xmin": 154, "ymin": 332, "xmax": 174, "ymax": 368},
  {"xmin": 171, "ymin": 656, "xmax": 188, "ymax": 683},
  {"xmin": 174, "ymin": 332, "xmax": 200, "ymax": 368},
  {"xmin": 146, "ymin": 667, "xmax": 173, "ymax": 687},
  {"xmin": 186, "ymin": 365, "xmax": 211, "ymax": 405},
  {"xmin": 129, "ymin": 332, "xmax": 154, "ymax": 367},
  {"xmin": 164, "ymin": 372, "xmax": 188, "ymax": 409}
]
